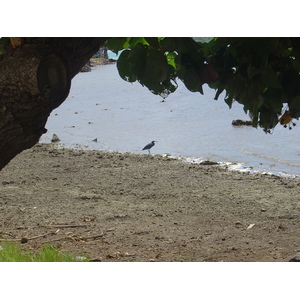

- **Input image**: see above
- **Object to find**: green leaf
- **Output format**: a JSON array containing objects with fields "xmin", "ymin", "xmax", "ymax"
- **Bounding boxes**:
[
  {"xmin": 214, "ymin": 86, "xmax": 225, "ymax": 101},
  {"xmin": 182, "ymin": 67, "xmax": 203, "ymax": 93},
  {"xmin": 166, "ymin": 52, "xmax": 177, "ymax": 68},
  {"xmin": 261, "ymin": 68, "xmax": 281, "ymax": 88},
  {"xmin": 247, "ymin": 65, "xmax": 260, "ymax": 79},
  {"xmin": 105, "ymin": 38, "xmax": 130, "ymax": 54},
  {"xmin": 144, "ymin": 37, "xmax": 159, "ymax": 48},
  {"xmin": 127, "ymin": 37, "xmax": 149, "ymax": 48},
  {"xmin": 116, "ymin": 50, "xmax": 137, "ymax": 82},
  {"xmin": 144, "ymin": 49, "xmax": 169, "ymax": 83},
  {"xmin": 117, "ymin": 44, "xmax": 150, "ymax": 83},
  {"xmin": 289, "ymin": 95, "xmax": 300, "ymax": 117},
  {"xmin": 127, "ymin": 43, "xmax": 147, "ymax": 77},
  {"xmin": 262, "ymin": 88, "xmax": 283, "ymax": 113},
  {"xmin": 258, "ymin": 106, "xmax": 279, "ymax": 131},
  {"xmin": 224, "ymin": 92, "xmax": 234, "ymax": 108},
  {"xmin": 160, "ymin": 38, "xmax": 180, "ymax": 52},
  {"xmin": 281, "ymin": 68, "xmax": 300, "ymax": 98}
]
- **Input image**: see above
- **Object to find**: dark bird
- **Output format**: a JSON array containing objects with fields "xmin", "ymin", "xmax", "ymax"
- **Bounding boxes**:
[{"xmin": 142, "ymin": 141, "xmax": 157, "ymax": 154}]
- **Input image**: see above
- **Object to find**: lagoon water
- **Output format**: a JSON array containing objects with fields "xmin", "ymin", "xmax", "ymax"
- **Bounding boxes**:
[{"xmin": 40, "ymin": 64, "xmax": 300, "ymax": 177}]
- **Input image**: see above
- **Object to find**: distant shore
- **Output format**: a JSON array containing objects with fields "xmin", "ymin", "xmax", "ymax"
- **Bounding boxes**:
[{"xmin": 80, "ymin": 58, "xmax": 116, "ymax": 72}]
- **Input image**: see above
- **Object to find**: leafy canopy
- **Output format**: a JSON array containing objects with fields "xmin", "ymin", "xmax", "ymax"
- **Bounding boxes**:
[{"xmin": 106, "ymin": 37, "xmax": 300, "ymax": 133}]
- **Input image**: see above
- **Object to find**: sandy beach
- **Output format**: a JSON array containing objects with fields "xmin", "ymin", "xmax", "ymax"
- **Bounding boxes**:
[{"xmin": 0, "ymin": 143, "xmax": 299, "ymax": 262}]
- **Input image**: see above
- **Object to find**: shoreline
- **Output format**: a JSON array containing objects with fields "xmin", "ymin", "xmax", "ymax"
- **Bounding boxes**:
[
  {"xmin": 0, "ymin": 143, "xmax": 300, "ymax": 261},
  {"xmin": 42, "ymin": 141, "xmax": 300, "ymax": 180}
]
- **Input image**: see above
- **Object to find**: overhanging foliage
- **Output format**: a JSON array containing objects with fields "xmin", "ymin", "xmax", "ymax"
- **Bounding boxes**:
[{"xmin": 106, "ymin": 37, "xmax": 300, "ymax": 132}]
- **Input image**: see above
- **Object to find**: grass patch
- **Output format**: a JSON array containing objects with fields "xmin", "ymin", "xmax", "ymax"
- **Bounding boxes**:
[{"xmin": 0, "ymin": 242, "xmax": 89, "ymax": 262}]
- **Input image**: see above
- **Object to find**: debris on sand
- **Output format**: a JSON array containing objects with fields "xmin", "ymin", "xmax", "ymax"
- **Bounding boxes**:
[{"xmin": 51, "ymin": 134, "xmax": 60, "ymax": 143}]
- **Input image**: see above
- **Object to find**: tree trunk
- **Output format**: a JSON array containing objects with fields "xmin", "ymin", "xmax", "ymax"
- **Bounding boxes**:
[{"xmin": 0, "ymin": 37, "xmax": 106, "ymax": 170}]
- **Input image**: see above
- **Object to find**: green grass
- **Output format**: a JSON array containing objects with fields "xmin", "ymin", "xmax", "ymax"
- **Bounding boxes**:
[{"xmin": 0, "ymin": 242, "xmax": 89, "ymax": 262}]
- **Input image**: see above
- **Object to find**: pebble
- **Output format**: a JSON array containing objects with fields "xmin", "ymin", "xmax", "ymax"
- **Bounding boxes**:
[
  {"xmin": 51, "ymin": 134, "xmax": 60, "ymax": 143},
  {"xmin": 20, "ymin": 237, "xmax": 28, "ymax": 244},
  {"xmin": 235, "ymin": 221, "xmax": 243, "ymax": 227},
  {"xmin": 199, "ymin": 160, "xmax": 219, "ymax": 166},
  {"xmin": 75, "ymin": 256, "xmax": 88, "ymax": 261}
]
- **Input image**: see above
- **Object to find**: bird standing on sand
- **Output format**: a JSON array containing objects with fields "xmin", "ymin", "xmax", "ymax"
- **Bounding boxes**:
[{"xmin": 142, "ymin": 141, "xmax": 157, "ymax": 154}]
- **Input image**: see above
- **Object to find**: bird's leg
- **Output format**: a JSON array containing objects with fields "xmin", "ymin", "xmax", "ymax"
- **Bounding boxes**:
[{"xmin": 148, "ymin": 149, "xmax": 151, "ymax": 154}]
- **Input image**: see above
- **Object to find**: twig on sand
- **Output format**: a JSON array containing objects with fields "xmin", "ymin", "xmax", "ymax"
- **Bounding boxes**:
[
  {"xmin": 26, "ymin": 230, "xmax": 60, "ymax": 241},
  {"xmin": 80, "ymin": 233, "xmax": 105, "ymax": 240},
  {"xmin": 15, "ymin": 224, "xmax": 87, "ymax": 230},
  {"xmin": 0, "ymin": 226, "xmax": 112, "ymax": 244},
  {"xmin": 43, "ymin": 232, "xmax": 105, "ymax": 244},
  {"xmin": 0, "ymin": 230, "xmax": 60, "ymax": 243},
  {"xmin": 42, "ymin": 224, "xmax": 87, "ymax": 229}
]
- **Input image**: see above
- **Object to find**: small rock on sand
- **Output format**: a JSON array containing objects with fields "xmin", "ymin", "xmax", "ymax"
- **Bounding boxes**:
[{"xmin": 51, "ymin": 134, "xmax": 60, "ymax": 143}]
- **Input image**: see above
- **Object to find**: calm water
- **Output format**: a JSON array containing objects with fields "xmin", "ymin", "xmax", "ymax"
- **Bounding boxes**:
[{"xmin": 40, "ymin": 64, "xmax": 300, "ymax": 177}]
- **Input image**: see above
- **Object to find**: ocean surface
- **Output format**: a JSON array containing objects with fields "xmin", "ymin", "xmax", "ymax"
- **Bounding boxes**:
[{"xmin": 40, "ymin": 64, "xmax": 300, "ymax": 178}]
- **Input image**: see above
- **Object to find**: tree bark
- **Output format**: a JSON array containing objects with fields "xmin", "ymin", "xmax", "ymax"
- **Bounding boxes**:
[{"xmin": 0, "ymin": 37, "xmax": 106, "ymax": 170}]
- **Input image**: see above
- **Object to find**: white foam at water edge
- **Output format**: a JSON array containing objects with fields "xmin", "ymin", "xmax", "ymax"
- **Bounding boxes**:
[
  {"xmin": 277, "ymin": 172, "xmax": 299, "ymax": 179},
  {"xmin": 223, "ymin": 162, "xmax": 254, "ymax": 173},
  {"xmin": 217, "ymin": 161, "xmax": 299, "ymax": 178},
  {"xmin": 170, "ymin": 155, "xmax": 250, "ymax": 171},
  {"xmin": 170, "ymin": 155, "xmax": 300, "ymax": 179}
]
